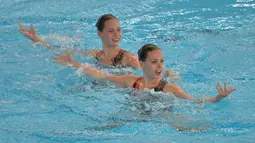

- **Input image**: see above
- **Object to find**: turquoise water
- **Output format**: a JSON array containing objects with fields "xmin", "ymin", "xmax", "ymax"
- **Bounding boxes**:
[{"xmin": 1, "ymin": 0, "xmax": 255, "ymax": 142}]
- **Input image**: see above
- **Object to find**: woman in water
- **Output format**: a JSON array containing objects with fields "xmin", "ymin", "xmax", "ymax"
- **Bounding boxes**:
[
  {"xmin": 53, "ymin": 43, "xmax": 236, "ymax": 103},
  {"xmin": 18, "ymin": 14, "xmax": 140, "ymax": 68}
]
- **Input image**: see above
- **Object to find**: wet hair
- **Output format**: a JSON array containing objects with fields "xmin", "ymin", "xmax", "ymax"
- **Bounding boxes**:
[
  {"xmin": 95, "ymin": 14, "xmax": 118, "ymax": 32},
  {"xmin": 138, "ymin": 44, "xmax": 161, "ymax": 62}
]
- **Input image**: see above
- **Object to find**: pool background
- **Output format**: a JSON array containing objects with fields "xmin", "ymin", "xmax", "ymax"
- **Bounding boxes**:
[{"xmin": 1, "ymin": 0, "xmax": 255, "ymax": 142}]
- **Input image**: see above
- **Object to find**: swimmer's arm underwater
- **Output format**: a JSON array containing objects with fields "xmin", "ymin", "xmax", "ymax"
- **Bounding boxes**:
[
  {"xmin": 18, "ymin": 22, "xmax": 97, "ymax": 56},
  {"xmin": 163, "ymin": 83, "xmax": 236, "ymax": 103}
]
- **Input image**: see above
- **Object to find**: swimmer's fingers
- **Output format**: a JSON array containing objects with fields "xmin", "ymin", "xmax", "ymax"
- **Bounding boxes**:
[
  {"xmin": 52, "ymin": 57, "xmax": 61, "ymax": 63},
  {"xmin": 216, "ymin": 82, "xmax": 236, "ymax": 97},
  {"xmin": 52, "ymin": 51, "xmax": 74, "ymax": 66},
  {"xmin": 55, "ymin": 53, "xmax": 66, "ymax": 57},
  {"xmin": 52, "ymin": 56, "xmax": 64, "ymax": 64},
  {"xmin": 164, "ymin": 68, "xmax": 172, "ymax": 77},
  {"xmin": 52, "ymin": 56, "xmax": 68, "ymax": 65},
  {"xmin": 171, "ymin": 73, "xmax": 182, "ymax": 79},
  {"xmin": 66, "ymin": 49, "xmax": 71, "ymax": 56},
  {"xmin": 31, "ymin": 24, "xmax": 37, "ymax": 34},
  {"xmin": 55, "ymin": 52, "xmax": 72, "ymax": 57},
  {"xmin": 227, "ymin": 86, "xmax": 236, "ymax": 94},
  {"xmin": 18, "ymin": 22, "xmax": 35, "ymax": 38},
  {"xmin": 168, "ymin": 75, "xmax": 181, "ymax": 82},
  {"xmin": 18, "ymin": 22, "xmax": 26, "ymax": 33},
  {"xmin": 164, "ymin": 69, "xmax": 182, "ymax": 82},
  {"xmin": 223, "ymin": 82, "xmax": 236, "ymax": 93},
  {"xmin": 52, "ymin": 54, "xmax": 66, "ymax": 62},
  {"xmin": 18, "ymin": 21, "xmax": 25, "ymax": 29},
  {"xmin": 216, "ymin": 82, "xmax": 223, "ymax": 92}
]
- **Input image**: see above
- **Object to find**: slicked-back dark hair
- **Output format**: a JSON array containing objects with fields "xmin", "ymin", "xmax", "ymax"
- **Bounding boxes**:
[
  {"xmin": 138, "ymin": 44, "xmax": 161, "ymax": 62},
  {"xmin": 95, "ymin": 14, "xmax": 118, "ymax": 32}
]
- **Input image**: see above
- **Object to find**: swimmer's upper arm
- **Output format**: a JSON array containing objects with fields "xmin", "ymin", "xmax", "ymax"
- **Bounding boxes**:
[
  {"xmin": 107, "ymin": 74, "xmax": 137, "ymax": 88},
  {"xmin": 163, "ymin": 84, "xmax": 193, "ymax": 100}
]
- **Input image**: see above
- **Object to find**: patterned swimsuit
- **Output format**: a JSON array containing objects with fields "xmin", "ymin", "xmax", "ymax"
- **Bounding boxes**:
[
  {"xmin": 132, "ymin": 77, "xmax": 168, "ymax": 92},
  {"xmin": 95, "ymin": 49, "xmax": 126, "ymax": 67}
]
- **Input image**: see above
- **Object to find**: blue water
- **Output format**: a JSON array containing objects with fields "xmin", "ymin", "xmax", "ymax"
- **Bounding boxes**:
[{"xmin": 1, "ymin": 0, "xmax": 255, "ymax": 142}]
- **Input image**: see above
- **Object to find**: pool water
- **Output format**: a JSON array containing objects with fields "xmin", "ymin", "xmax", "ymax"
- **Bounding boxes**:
[{"xmin": 1, "ymin": 0, "xmax": 255, "ymax": 142}]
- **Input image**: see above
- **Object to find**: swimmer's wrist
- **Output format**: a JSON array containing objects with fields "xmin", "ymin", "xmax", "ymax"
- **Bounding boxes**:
[
  {"xmin": 32, "ymin": 36, "xmax": 42, "ymax": 43},
  {"xmin": 35, "ymin": 38, "xmax": 55, "ymax": 49},
  {"xmin": 72, "ymin": 61, "xmax": 82, "ymax": 69},
  {"xmin": 215, "ymin": 94, "xmax": 225, "ymax": 101},
  {"xmin": 41, "ymin": 41, "xmax": 55, "ymax": 49},
  {"xmin": 201, "ymin": 95, "xmax": 224, "ymax": 103}
]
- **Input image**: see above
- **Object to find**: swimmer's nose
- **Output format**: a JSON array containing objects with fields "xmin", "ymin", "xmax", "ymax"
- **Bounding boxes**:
[
  {"xmin": 157, "ymin": 62, "xmax": 164, "ymax": 69},
  {"xmin": 114, "ymin": 30, "xmax": 121, "ymax": 37}
]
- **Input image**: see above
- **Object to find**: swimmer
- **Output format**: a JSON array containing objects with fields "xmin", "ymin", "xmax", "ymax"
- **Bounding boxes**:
[
  {"xmin": 54, "ymin": 43, "xmax": 236, "ymax": 132},
  {"xmin": 18, "ymin": 14, "xmax": 181, "ymax": 81},
  {"xmin": 53, "ymin": 43, "xmax": 236, "ymax": 103},
  {"xmin": 18, "ymin": 14, "xmax": 140, "ymax": 68}
]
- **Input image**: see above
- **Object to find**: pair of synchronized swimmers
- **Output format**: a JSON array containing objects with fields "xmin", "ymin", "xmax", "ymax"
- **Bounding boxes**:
[{"xmin": 18, "ymin": 14, "xmax": 235, "ymax": 104}]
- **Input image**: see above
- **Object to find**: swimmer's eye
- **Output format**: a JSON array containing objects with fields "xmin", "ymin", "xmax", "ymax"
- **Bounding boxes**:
[
  {"xmin": 161, "ymin": 59, "xmax": 164, "ymax": 63},
  {"xmin": 151, "ymin": 61, "xmax": 157, "ymax": 64}
]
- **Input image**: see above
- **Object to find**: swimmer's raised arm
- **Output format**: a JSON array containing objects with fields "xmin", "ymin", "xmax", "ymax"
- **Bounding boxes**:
[
  {"xmin": 18, "ymin": 21, "xmax": 97, "ymax": 56},
  {"xmin": 163, "ymin": 83, "xmax": 236, "ymax": 103},
  {"xmin": 18, "ymin": 21, "xmax": 55, "ymax": 49}
]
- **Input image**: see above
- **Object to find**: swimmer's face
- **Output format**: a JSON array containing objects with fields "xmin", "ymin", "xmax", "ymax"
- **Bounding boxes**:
[
  {"xmin": 140, "ymin": 49, "xmax": 165, "ymax": 79},
  {"xmin": 98, "ymin": 19, "xmax": 122, "ymax": 47}
]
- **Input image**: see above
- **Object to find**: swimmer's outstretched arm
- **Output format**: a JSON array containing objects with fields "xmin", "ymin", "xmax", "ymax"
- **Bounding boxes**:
[
  {"xmin": 18, "ymin": 21, "xmax": 55, "ymax": 49},
  {"xmin": 18, "ymin": 22, "xmax": 97, "ymax": 56},
  {"xmin": 53, "ymin": 50, "xmax": 136, "ymax": 87},
  {"xmin": 163, "ymin": 83, "xmax": 236, "ymax": 103}
]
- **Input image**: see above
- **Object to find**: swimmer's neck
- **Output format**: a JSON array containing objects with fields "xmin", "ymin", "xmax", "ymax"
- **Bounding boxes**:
[
  {"xmin": 142, "ymin": 76, "xmax": 162, "ymax": 89},
  {"xmin": 102, "ymin": 45, "xmax": 121, "ymax": 57}
]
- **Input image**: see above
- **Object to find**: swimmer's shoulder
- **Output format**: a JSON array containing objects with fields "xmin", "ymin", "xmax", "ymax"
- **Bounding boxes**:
[
  {"xmin": 162, "ymin": 83, "xmax": 183, "ymax": 94},
  {"xmin": 122, "ymin": 74, "xmax": 140, "ymax": 87},
  {"xmin": 121, "ymin": 49, "xmax": 137, "ymax": 58},
  {"xmin": 120, "ymin": 48, "xmax": 139, "ymax": 68}
]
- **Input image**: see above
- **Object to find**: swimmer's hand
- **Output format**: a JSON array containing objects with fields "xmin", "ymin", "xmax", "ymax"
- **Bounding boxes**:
[
  {"xmin": 18, "ymin": 22, "xmax": 55, "ymax": 49},
  {"xmin": 204, "ymin": 82, "xmax": 236, "ymax": 103},
  {"xmin": 216, "ymin": 82, "xmax": 236, "ymax": 98},
  {"xmin": 53, "ymin": 49, "xmax": 81, "ymax": 68},
  {"xmin": 163, "ymin": 68, "xmax": 181, "ymax": 82},
  {"xmin": 53, "ymin": 50, "xmax": 107, "ymax": 79},
  {"xmin": 18, "ymin": 22, "xmax": 41, "ymax": 43}
]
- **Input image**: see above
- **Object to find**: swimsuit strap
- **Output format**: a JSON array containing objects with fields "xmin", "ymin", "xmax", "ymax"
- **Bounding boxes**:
[
  {"xmin": 112, "ymin": 49, "xmax": 126, "ymax": 66},
  {"xmin": 132, "ymin": 77, "xmax": 143, "ymax": 89}
]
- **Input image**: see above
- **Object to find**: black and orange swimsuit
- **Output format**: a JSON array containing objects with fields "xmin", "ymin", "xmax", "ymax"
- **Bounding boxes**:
[
  {"xmin": 95, "ymin": 49, "xmax": 126, "ymax": 66},
  {"xmin": 132, "ymin": 77, "xmax": 167, "ymax": 92}
]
